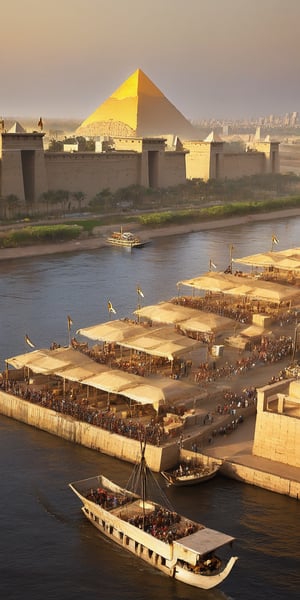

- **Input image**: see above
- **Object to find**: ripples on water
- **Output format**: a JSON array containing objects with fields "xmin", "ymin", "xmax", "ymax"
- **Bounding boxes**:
[{"xmin": 0, "ymin": 217, "xmax": 300, "ymax": 599}]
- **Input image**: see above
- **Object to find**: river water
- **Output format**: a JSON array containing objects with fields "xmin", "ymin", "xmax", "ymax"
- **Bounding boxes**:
[{"xmin": 0, "ymin": 215, "xmax": 300, "ymax": 600}]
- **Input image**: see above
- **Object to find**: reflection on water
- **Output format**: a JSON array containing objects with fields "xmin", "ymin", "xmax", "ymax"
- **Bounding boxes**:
[
  {"xmin": 0, "ymin": 216, "xmax": 300, "ymax": 599},
  {"xmin": 240, "ymin": 485, "xmax": 300, "ymax": 557}
]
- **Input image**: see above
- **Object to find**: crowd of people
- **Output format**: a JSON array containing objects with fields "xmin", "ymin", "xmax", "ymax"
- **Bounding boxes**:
[
  {"xmin": 173, "ymin": 294, "xmax": 297, "ymax": 326},
  {"xmin": 85, "ymin": 484, "xmax": 198, "ymax": 544},
  {"xmin": 86, "ymin": 487, "xmax": 129, "ymax": 510},
  {"xmin": 174, "ymin": 295, "xmax": 252, "ymax": 324},
  {"xmin": 127, "ymin": 506, "xmax": 197, "ymax": 543},
  {"xmin": 194, "ymin": 335, "xmax": 293, "ymax": 383},
  {"xmin": 0, "ymin": 378, "xmax": 166, "ymax": 446}
]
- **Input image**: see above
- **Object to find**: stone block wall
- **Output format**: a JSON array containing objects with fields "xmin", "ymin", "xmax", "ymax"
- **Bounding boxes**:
[
  {"xmin": 0, "ymin": 390, "xmax": 178, "ymax": 472},
  {"xmin": 45, "ymin": 152, "xmax": 141, "ymax": 197},
  {"xmin": 222, "ymin": 152, "xmax": 265, "ymax": 179},
  {"xmin": 253, "ymin": 380, "xmax": 300, "ymax": 467}
]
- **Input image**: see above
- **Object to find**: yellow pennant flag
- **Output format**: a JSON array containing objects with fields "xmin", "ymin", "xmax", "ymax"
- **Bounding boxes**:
[
  {"xmin": 67, "ymin": 315, "xmax": 73, "ymax": 331},
  {"xmin": 25, "ymin": 334, "xmax": 35, "ymax": 348},
  {"xmin": 107, "ymin": 300, "xmax": 116, "ymax": 314}
]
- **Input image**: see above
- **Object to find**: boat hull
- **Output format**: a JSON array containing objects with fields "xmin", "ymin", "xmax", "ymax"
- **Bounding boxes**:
[
  {"xmin": 106, "ymin": 230, "xmax": 148, "ymax": 249},
  {"xmin": 161, "ymin": 465, "xmax": 220, "ymax": 487},
  {"xmin": 69, "ymin": 475, "xmax": 237, "ymax": 590},
  {"xmin": 106, "ymin": 238, "xmax": 146, "ymax": 248}
]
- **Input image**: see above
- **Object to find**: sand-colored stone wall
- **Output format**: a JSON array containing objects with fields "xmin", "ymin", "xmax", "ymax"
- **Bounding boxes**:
[
  {"xmin": 0, "ymin": 390, "xmax": 178, "ymax": 472},
  {"xmin": 0, "ymin": 131, "xmax": 280, "ymax": 207},
  {"xmin": 184, "ymin": 141, "xmax": 211, "ymax": 180},
  {"xmin": 223, "ymin": 152, "xmax": 265, "ymax": 178},
  {"xmin": 253, "ymin": 380, "xmax": 300, "ymax": 467},
  {"xmin": 0, "ymin": 133, "xmax": 48, "ymax": 201},
  {"xmin": 163, "ymin": 152, "xmax": 186, "ymax": 187},
  {"xmin": 0, "ymin": 147, "xmax": 25, "ymax": 199},
  {"xmin": 45, "ymin": 148, "xmax": 186, "ymax": 197},
  {"xmin": 221, "ymin": 460, "xmax": 300, "ymax": 499},
  {"xmin": 253, "ymin": 141, "xmax": 280, "ymax": 173},
  {"xmin": 253, "ymin": 409, "xmax": 300, "ymax": 466},
  {"xmin": 45, "ymin": 152, "xmax": 141, "ymax": 196},
  {"xmin": 1, "ymin": 390, "xmax": 299, "ymax": 497},
  {"xmin": 184, "ymin": 139, "xmax": 279, "ymax": 181}
]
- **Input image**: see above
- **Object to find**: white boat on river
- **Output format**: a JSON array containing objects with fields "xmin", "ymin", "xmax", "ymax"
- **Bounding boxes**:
[
  {"xmin": 69, "ymin": 446, "xmax": 237, "ymax": 590},
  {"xmin": 106, "ymin": 228, "xmax": 147, "ymax": 248}
]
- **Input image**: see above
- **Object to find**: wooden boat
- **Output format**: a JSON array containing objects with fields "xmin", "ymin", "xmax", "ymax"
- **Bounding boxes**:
[
  {"xmin": 161, "ymin": 462, "xmax": 220, "ymax": 487},
  {"xmin": 106, "ymin": 228, "xmax": 147, "ymax": 248},
  {"xmin": 69, "ymin": 445, "xmax": 237, "ymax": 590}
]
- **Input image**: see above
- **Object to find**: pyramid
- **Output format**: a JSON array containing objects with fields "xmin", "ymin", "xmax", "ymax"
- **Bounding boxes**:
[
  {"xmin": 76, "ymin": 68, "xmax": 195, "ymax": 139},
  {"xmin": 8, "ymin": 121, "xmax": 27, "ymax": 133}
]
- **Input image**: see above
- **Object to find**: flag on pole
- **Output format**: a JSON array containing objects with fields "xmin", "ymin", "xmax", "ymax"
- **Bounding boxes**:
[
  {"xmin": 107, "ymin": 300, "xmax": 116, "ymax": 314},
  {"xmin": 136, "ymin": 286, "xmax": 144, "ymax": 298},
  {"xmin": 272, "ymin": 235, "xmax": 279, "ymax": 245},
  {"xmin": 25, "ymin": 334, "xmax": 35, "ymax": 348},
  {"xmin": 67, "ymin": 315, "xmax": 73, "ymax": 331}
]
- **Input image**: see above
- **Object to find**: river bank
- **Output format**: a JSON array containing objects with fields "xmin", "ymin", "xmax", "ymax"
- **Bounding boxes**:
[{"xmin": 0, "ymin": 206, "xmax": 299, "ymax": 261}]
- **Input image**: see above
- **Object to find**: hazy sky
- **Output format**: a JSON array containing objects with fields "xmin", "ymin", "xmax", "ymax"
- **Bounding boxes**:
[{"xmin": 1, "ymin": 0, "xmax": 300, "ymax": 121}]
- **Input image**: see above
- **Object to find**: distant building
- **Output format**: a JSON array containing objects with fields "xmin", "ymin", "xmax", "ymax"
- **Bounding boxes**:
[
  {"xmin": 63, "ymin": 142, "xmax": 78, "ymax": 153},
  {"xmin": 0, "ymin": 69, "xmax": 280, "ymax": 210}
]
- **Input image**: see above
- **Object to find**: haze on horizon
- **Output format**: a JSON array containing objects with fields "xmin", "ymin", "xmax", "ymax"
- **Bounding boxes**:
[{"xmin": 1, "ymin": 0, "xmax": 300, "ymax": 123}]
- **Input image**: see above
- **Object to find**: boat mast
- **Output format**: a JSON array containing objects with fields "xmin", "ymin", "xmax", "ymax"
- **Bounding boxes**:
[{"xmin": 140, "ymin": 438, "xmax": 147, "ymax": 531}]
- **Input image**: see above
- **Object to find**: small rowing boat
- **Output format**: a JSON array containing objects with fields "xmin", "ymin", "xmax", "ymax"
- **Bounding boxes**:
[{"xmin": 161, "ymin": 462, "xmax": 220, "ymax": 487}]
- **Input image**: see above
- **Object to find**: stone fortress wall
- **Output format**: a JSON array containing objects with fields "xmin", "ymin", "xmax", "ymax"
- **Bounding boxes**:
[
  {"xmin": 253, "ymin": 379, "xmax": 300, "ymax": 468},
  {"xmin": 0, "ymin": 130, "xmax": 279, "ymax": 208}
]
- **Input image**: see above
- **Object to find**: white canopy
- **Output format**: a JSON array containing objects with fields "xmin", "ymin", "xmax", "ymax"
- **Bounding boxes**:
[
  {"xmin": 5, "ymin": 346, "xmax": 199, "ymax": 411},
  {"xmin": 77, "ymin": 320, "xmax": 202, "ymax": 360},
  {"xmin": 178, "ymin": 271, "xmax": 300, "ymax": 304},
  {"xmin": 232, "ymin": 247, "xmax": 300, "ymax": 272},
  {"xmin": 133, "ymin": 302, "xmax": 235, "ymax": 332}
]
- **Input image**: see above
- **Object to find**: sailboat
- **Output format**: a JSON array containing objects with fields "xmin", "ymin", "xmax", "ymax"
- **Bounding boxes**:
[{"xmin": 69, "ymin": 441, "xmax": 238, "ymax": 590}]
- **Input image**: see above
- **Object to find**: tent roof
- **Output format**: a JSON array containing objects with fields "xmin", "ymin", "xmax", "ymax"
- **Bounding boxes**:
[
  {"xmin": 77, "ymin": 320, "xmax": 202, "ymax": 359},
  {"xmin": 232, "ymin": 248, "xmax": 300, "ymax": 272},
  {"xmin": 77, "ymin": 320, "xmax": 138, "ymax": 343},
  {"xmin": 134, "ymin": 302, "xmax": 236, "ymax": 332},
  {"xmin": 134, "ymin": 303, "xmax": 199, "ymax": 324},
  {"xmin": 5, "ymin": 346, "xmax": 198, "ymax": 411},
  {"xmin": 178, "ymin": 271, "xmax": 300, "ymax": 304}
]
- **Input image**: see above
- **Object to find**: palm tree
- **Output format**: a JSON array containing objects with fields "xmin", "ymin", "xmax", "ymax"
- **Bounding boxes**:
[
  {"xmin": 89, "ymin": 188, "xmax": 113, "ymax": 212},
  {"xmin": 40, "ymin": 190, "xmax": 56, "ymax": 216},
  {"xmin": 72, "ymin": 191, "xmax": 86, "ymax": 213},
  {"xmin": 5, "ymin": 194, "xmax": 20, "ymax": 219},
  {"xmin": 55, "ymin": 190, "xmax": 70, "ymax": 215}
]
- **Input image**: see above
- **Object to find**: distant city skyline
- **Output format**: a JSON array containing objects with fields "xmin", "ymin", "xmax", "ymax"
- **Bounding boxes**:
[{"xmin": 1, "ymin": 0, "xmax": 300, "ymax": 121}]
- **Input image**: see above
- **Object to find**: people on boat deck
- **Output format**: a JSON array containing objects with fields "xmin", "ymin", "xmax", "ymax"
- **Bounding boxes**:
[
  {"xmin": 127, "ymin": 507, "xmax": 197, "ymax": 542},
  {"xmin": 85, "ymin": 489, "xmax": 198, "ymax": 543},
  {"xmin": 86, "ymin": 488, "xmax": 129, "ymax": 510}
]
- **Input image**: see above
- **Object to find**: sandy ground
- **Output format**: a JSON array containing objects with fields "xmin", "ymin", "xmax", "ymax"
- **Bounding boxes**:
[{"xmin": 0, "ymin": 207, "xmax": 299, "ymax": 261}]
